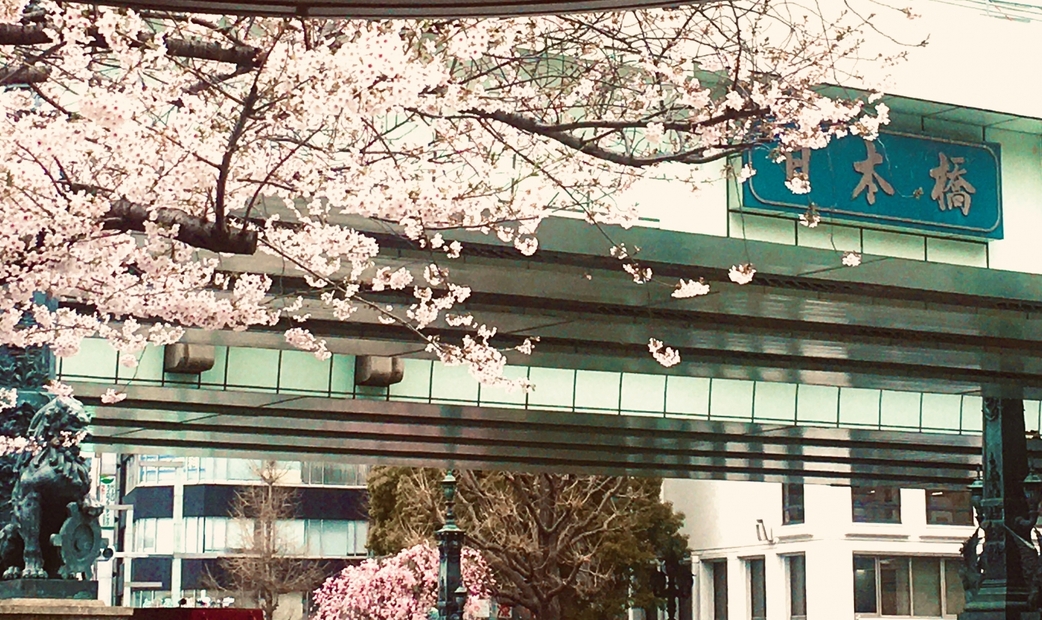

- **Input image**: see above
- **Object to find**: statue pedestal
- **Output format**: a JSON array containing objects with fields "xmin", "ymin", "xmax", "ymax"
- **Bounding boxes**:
[
  {"xmin": 0, "ymin": 579, "xmax": 98, "ymax": 600},
  {"xmin": 0, "ymin": 598, "xmax": 133, "ymax": 619},
  {"xmin": 959, "ymin": 613, "xmax": 1041, "ymax": 620}
]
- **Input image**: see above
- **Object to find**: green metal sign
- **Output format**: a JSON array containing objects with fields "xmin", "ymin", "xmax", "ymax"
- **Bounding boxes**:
[{"xmin": 742, "ymin": 131, "xmax": 1003, "ymax": 239}]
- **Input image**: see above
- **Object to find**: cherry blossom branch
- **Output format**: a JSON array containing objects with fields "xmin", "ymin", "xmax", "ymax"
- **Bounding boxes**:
[
  {"xmin": 0, "ymin": 23, "xmax": 261, "ymax": 67},
  {"xmin": 0, "ymin": 3, "xmax": 901, "ymax": 379},
  {"xmin": 255, "ymin": 236, "xmax": 432, "ymax": 343},
  {"xmin": 103, "ymin": 200, "xmax": 258, "ymax": 254},
  {"xmin": 469, "ymin": 109, "xmax": 754, "ymax": 167},
  {"xmin": 214, "ymin": 79, "xmax": 261, "ymax": 231},
  {"xmin": 0, "ymin": 23, "xmax": 48, "ymax": 45}
]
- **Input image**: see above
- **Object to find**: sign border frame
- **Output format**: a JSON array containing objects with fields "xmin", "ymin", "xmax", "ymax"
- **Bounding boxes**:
[{"xmin": 743, "ymin": 130, "xmax": 1003, "ymax": 238}]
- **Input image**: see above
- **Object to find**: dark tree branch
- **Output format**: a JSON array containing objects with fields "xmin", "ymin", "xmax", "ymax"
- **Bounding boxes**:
[
  {"xmin": 468, "ymin": 108, "xmax": 751, "ymax": 167},
  {"xmin": 215, "ymin": 79, "xmax": 260, "ymax": 230},
  {"xmin": 477, "ymin": 105, "xmax": 765, "ymax": 133},
  {"xmin": 0, "ymin": 23, "xmax": 260, "ymax": 68},
  {"xmin": 0, "ymin": 22, "xmax": 49, "ymax": 45},
  {"xmin": 0, "ymin": 64, "xmax": 47, "ymax": 85},
  {"xmin": 103, "ymin": 200, "xmax": 257, "ymax": 255},
  {"xmin": 164, "ymin": 36, "xmax": 260, "ymax": 68}
]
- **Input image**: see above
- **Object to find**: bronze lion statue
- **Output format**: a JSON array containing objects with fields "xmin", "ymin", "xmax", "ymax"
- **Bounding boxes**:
[{"xmin": 0, "ymin": 396, "xmax": 104, "ymax": 580}]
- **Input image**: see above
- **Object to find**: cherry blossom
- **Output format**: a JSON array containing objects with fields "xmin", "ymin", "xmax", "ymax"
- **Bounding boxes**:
[
  {"xmin": 44, "ymin": 381, "xmax": 75, "ymax": 399},
  {"xmin": 799, "ymin": 206, "xmax": 821, "ymax": 228},
  {"xmin": 785, "ymin": 174, "xmax": 812, "ymax": 195},
  {"xmin": 311, "ymin": 542, "xmax": 494, "ymax": 620},
  {"xmin": 100, "ymin": 388, "xmax": 127, "ymax": 404},
  {"xmin": 842, "ymin": 251, "xmax": 863, "ymax": 267},
  {"xmin": 728, "ymin": 264, "xmax": 757, "ymax": 285},
  {"xmin": 284, "ymin": 328, "xmax": 332, "ymax": 361},
  {"xmin": 0, "ymin": 388, "xmax": 15, "ymax": 410},
  {"xmin": 623, "ymin": 263, "xmax": 653, "ymax": 284},
  {"xmin": 648, "ymin": 338, "xmax": 681, "ymax": 368},
  {"xmin": 736, "ymin": 163, "xmax": 757, "ymax": 183},
  {"xmin": 0, "ymin": 2, "xmax": 899, "ymax": 384},
  {"xmin": 672, "ymin": 279, "xmax": 711, "ymax": 299}
]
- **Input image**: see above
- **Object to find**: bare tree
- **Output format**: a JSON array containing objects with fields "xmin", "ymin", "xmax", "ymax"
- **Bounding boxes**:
[
  {"xmin": 368, "ymin": 467, "xmax": 687, "ymax": 620},
  {"xmin": 216, "ymin": 460, "xmax": 326, "ymax": 620}
]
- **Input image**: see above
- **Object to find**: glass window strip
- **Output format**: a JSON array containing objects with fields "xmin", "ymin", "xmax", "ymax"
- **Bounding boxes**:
[{"xmin": 61, "ymin": 342, "xmax": 984, "ymax": 436}]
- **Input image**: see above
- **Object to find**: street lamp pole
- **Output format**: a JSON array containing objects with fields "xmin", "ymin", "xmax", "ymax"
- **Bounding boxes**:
[{"xmin": 437, "ymin": 471, "xmax": 466, "ymax": 620}]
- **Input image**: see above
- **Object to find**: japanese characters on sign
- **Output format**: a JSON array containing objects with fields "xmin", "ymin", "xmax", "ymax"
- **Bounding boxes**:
[
  {"xmin": 743, "ymin": 131, "xmax": 1002, "ymax": 239},
  {"xmin": 851, "ymin": 141, "xmax": 894, "ymax": 205},
  {"xmin": 930, "ymin": 153, "xmax": 976, "ymax": 215}
]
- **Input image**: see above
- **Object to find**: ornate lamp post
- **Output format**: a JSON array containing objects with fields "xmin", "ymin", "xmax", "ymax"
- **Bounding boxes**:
[
  {"xmin": 959, "ymin": 397, "xmax": 1040, "ymax": 619},
  {"xmin": 436, "ymin": 471, "xmax": 466, "ymax": 620},
  {"xmin": 651, "ymin": 548, "xmax": 693, "ymax": 620}
]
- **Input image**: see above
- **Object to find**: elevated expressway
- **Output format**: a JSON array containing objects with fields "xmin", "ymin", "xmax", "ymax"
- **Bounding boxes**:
[{"xmin": 75, "ymin": 218, "xmax": 1042, "ymax": 489}]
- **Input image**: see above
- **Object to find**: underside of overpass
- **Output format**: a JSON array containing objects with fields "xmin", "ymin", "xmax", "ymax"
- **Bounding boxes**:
[
  {"xmin": 75, "ymin": 382, "xmax": 1042, "ymax": 491},
  {"xmin": 73, "ymin": 217, "xmax": 1042, "ymax": 489}
]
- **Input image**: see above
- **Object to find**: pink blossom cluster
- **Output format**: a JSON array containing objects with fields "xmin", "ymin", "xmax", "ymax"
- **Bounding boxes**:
[{"xmin": 311, "ymin": 543, "xmax": 494, "ymax": 620}]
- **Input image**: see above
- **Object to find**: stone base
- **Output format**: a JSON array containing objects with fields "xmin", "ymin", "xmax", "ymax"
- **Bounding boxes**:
[
  {"xmin": 959, "ymin": 611, "xmax": 1042, "ymax": 620},
  {"xmin": 131, "ymin": 611, "xmax": 263, "ymax": 619},
  {"xmin": 0, "ymin": 598, "xmax": 133, "ymax": 619},
  {"xmin": 0, "ymin": 579, "xmax": 97, "ymax": 600}
]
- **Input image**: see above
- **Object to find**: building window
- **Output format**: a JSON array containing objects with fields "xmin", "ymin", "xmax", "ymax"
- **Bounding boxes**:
[
  {"xmin": 854, "ymin": 556, "xmax": 877, "ymax": 614},
  {"xmin": 926, "ymin": 490, "xmax": 974, "ymax": 525},
  {"xmin": 130, "ymin": 455, "xmax": 179, "ymax": 489},
  {"xmin": 300, "ymin": 462, "xmax": 369, "ymax": 486},
  {"xmin": 304, "ymin": 519, "xmax": 368, "ymax": 557},
  {"xmin": 852, "ymin": 556, "xmax": 965, "ymax": 617},
  {"xmin": 787, "ymin": 555, "xmax": 806, "ymax": 620},
  {"xmin": 879, "ymin": 557, "xmax": 911, "ymax": 615},
  {"xmin": 182, "ymin": 517, "xmax": 367, "ymax": 556},
  {"xmin": 782, "ymin": 483, "xmax": 805, "ymax": 525},
  {"xmin": 132, "ymin": 518, "xmax": 174, "ymax": 554},
  {"xmin": 711, "ymin": 560, "xmax": 728, "ymax": 620},
  {"xmin": 131, "ymin": 589, "xmax": 171, "ymax": 608},
  {"xmin": 748, "ymin": 558, "xmax": 766, "ymax": 620},
  {"xmin": 852, "ymin": 487, "xmax": 901, "ymax": 523},
  {"xmin": 182, "ymin": 517, "xmax": 235, "ymax": 553}
]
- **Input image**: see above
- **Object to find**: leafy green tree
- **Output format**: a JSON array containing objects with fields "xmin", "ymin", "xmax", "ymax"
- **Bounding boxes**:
[{"xmin": 367, "ymin": 467, "xmax": 687, "ymax": 620}]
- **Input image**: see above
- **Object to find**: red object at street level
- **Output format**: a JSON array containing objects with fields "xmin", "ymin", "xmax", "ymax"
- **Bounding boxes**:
[
  {"xmin": 75, "ymin": 0, "xmax": 693, "ymax": 18},
  {"xmin": 131, "ymin": 609, "xmax": 263, "ymax": 620}
]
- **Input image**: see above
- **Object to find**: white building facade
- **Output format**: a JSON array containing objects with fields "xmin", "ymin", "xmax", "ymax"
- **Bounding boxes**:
[{"xmin": 664, "ymin": 480, "xmax": 974, "ymax": 620}]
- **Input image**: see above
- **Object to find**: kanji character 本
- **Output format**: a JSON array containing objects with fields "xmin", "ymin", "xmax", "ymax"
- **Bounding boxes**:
[
  {"xmin": 930, "ymin": 152, "xmax": 976, "ymax": 216},
  {"xmin": 851, "ymin": 140, "xmax": 894, "ymax": 205}
]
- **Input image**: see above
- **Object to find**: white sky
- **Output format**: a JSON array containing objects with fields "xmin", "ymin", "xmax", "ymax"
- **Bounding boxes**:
[{"xmin": 858, "ymin": 0, "xmax": 1042, "ymax": 117}]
